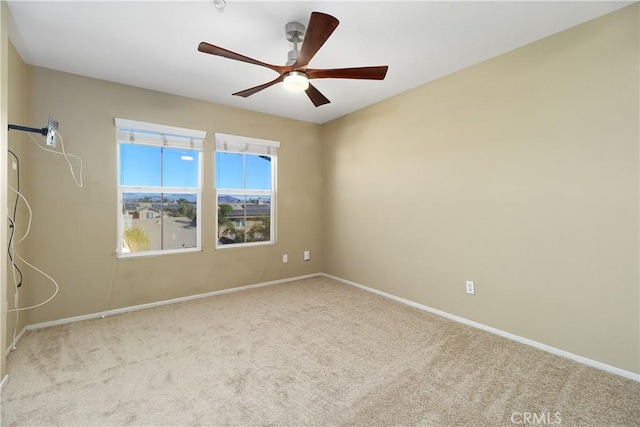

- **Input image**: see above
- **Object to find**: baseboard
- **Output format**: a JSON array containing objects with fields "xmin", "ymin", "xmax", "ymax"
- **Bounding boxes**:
[
  {"xmin": 0, "ymin": 374, "xmax": 8, "ymax": 393},
  {"xmin": 4, "ymin": 326, "xmax": 27, "ymax": 357},
  {"xmin": 322, "ymin": 273, "xmax": 640, "ymax": 383},
  {"xmin": 19, "ymin": 271, "xmax": 640, "ymax": 382},
  {"xmin": 27, "ymin": 273, "xmax": 322, "ymax": 331}
]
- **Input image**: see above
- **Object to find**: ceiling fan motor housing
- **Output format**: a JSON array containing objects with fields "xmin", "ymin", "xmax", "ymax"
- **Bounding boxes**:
[{"xmin": 287, "ymin": 50, "xmax": 299, "ymax": 65}]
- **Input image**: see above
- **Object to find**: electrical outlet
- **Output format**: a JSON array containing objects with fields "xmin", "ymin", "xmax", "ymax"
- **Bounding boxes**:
[
  {"xmin": 45, "ymin": 117, "xmax": 59, "ymax": 148},
  {"xmin": 282, "ymin": 254, "xmax": 288, "ymax": 263},
  {"xmin": 466, "ymin": 281, "xmax": 475, "ymax": 295},
  {"xmin": 303, "ymin": 251, "xmax": 310, "ymax": 261}
]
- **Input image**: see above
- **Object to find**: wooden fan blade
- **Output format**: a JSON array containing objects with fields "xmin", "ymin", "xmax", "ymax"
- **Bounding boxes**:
[
  {"xmin": 292, "ymin": 12, "xmax": 339, "ymax": 69},
  {"xmin": 305, "ymin": 83, "xmax": 330, "ymax": 107},
  {"xmin": 233, "ymin": 76, "xmax": 284, "ymax": 98},
  {"xmin": 198, "ymin": 42, "xmax": 287, "ymax": 74},
  {"xmin": 307, "ymin": 66, "xmax": 389, "ymax": 80}
]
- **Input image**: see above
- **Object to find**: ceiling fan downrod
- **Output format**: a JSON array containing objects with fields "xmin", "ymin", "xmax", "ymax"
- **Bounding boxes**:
[{"xmin": 285, "ymin": 21, "xmax": 305, "ymax": 66}]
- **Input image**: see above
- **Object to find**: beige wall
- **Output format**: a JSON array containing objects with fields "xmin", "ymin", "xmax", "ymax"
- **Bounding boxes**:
[
  {"xmin": 1, "ymin": 0, "xmax": 9, "ymax": 379},
  {"xmin": 4, "ymin": 41, "xmax": 28, "ymax": 352},
  {"xmin": 323, "ymin": 4, "xmax": 639, "ymax": 373},
  {"xmin": 21, "ymin": 67, "xmax": 323, "ymax": 324}
]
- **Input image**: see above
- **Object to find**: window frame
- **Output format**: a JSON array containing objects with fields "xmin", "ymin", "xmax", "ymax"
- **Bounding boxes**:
[
  {"xmin": 116, "ymin": 118, "xmax": 205, "ymax": 258},
  {"xmin": 214, "ymin": 133, "xmax": 279, "ymax": 249}
]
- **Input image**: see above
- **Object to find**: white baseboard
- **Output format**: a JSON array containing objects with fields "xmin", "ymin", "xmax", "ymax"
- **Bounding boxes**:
[
  {"xmin": 0, "ymin": 374, "xmax": 8, "ymax": 393},
  {"xmin": 322, "ymin": 273, "xmax": 640, "ymax": 383},
  {"xmin": 27, "ymin": 273, "xmax": 322, "ymax": 331},
  {"xmin": 4, "ymin": 326, "xmax": 27, "ymax": 357}
]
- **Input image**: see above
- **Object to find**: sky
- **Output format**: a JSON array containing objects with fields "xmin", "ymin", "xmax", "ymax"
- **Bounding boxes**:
[
  {"xmin": 215, "ymin": 152, "xmax": 271, "ymax": 190},
  {"xmin": 119, "ymin": 145, "xmax": 271, "ymax": 191}
]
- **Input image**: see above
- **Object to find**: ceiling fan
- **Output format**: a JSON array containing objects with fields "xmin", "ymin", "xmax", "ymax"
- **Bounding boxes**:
[{"xmin": 198, "ymin": 11, "xmax": 389, "ymax": 107}]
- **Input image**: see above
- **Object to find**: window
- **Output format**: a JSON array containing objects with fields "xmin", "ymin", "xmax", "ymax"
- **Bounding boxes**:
[
  {"xmin": 215, "ymin": 133, "xmax": 279, "ymax": 247},
  {"xmin": 116, "ymin": 118, "xmax": 206, "ymax": 257}
]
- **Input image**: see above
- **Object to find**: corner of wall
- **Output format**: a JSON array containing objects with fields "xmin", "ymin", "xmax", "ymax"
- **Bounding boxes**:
[{"xmin": 1, "ymin": 0, "xmax": 12, "ymax": 380}]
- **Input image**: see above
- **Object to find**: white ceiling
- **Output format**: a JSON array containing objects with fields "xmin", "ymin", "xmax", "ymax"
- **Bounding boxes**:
[{"xmin": 7, "ymin": 1, "xmax": 632, "ymax": 124}]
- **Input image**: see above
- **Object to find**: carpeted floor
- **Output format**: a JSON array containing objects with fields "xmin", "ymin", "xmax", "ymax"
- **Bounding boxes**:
[{"xmin": 1, "ymin": 276, "xmax": 639, "ymax": 426}]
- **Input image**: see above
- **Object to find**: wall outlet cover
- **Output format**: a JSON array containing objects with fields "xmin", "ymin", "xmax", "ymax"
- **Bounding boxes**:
[{"xmin": 466, "ymin": 280, "xmax": 475, "ymax": 295}]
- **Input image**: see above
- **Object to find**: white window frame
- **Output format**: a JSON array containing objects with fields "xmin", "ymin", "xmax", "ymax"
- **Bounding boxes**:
[
  {"xmin": 215, "ymin": 133, "xmax": 279, "ymax": 249},
  {"xmin": 116, "ymin": 118, "xmax": 206, "ymax": 258}
]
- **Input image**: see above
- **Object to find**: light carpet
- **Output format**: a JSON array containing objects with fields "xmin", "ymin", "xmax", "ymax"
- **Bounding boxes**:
[{"xmin": 1, "ymin": 276, "xmax": 639, "ymax": 426}]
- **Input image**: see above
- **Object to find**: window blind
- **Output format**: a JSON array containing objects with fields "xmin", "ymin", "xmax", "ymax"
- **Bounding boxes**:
[
  {"xmin": 115, "ymin": 118, "xmax": 206, "ymax": 151},
  {"xmin": 215, "ymin": 133, "xmax": 280, "ymax": 156}
]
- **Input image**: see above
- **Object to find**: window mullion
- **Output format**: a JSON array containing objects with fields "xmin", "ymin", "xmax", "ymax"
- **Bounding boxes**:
[
  {"xmin": 243, "ymin": 154, "xmax": 247, "ymax": 243},
  {"xmin": 160, "ymin": 147, "xmax": 164, "ymax": 250}
]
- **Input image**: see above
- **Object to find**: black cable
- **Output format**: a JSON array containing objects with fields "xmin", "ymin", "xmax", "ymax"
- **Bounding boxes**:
[{"xmin": 7, "ymin": 149, "xmax": 23, "ymax": 287}]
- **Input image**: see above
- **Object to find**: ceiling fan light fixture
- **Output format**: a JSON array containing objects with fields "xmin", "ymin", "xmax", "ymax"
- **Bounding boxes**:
[{"xmin": 283, "ymin": 71, "xmax": 309, "ymax": 92}]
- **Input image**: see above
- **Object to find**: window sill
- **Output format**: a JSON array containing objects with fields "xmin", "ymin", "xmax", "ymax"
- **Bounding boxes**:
[
  {"xmin": 117, "ymin": 247, "xmax": 202, "ymax": 259},
  {"xmin": 215, "ymin": 240, "xmax": 274, "ymax": 250}
]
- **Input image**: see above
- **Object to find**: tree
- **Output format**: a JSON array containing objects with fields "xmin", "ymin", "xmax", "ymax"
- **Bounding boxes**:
[
  {"xmin": 247, "ymin": 216, "xmax": 270, "ymax": 242},
  {"xmin": 218, "ymin": 204, "xmax": 236, "ymax": 239},
  {"xmin": 173, "ymin": 198, "xmax": 196, "ymax": 224},
  {"xmin": 123, "ymin": 227, "xmax": 150, "ymax": 251}
]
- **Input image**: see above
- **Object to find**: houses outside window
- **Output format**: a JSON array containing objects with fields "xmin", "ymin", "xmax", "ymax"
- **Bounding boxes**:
[
  {"xmin": 116, "ymin": 118, "xmax": 206, "ymax": 257},
  {"xmin": 215, "ymin": 133, "xmax": 279, "ymax": 247}
]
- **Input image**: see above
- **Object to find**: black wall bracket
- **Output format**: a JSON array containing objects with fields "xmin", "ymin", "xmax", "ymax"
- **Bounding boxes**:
[
  {"xmin": 8, "ymin": 123, "xmax": 48, "ymax": 136},
  {"xmin": 8, "ymin": 117, "xmax": 59, "ymax": 147}
]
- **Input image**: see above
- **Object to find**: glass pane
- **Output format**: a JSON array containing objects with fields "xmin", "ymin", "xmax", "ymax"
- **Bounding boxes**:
[
  {"xmin": 122, "ymin": 192, "xmax": 162, "ymax": 252},
  {"xmin": 218, "ymin": 194, "xmax": 246, "ymax": 245},
  {"xmin": 245, "ymin": 154, "xmax": 272, "ymax": 190},
  {"xmin": 122, "ymin": 192, "xmax": 197, "ymax": 253},
  {"xmin": 120, "ymin": 144, "xmax": 161, "ymax": 187},
  {"xmin": 216, "ymin": 152, "xmax": 243, "ymax": 189},
  {"xmin": 245, "ymin": 195, "xmax": 271, "ymax": 242},
  {"xmin": 217, "ymin": 194, "xmax": 271, "ymax": 246},
  {"xmin": 163, "ymin": 148, "xmax": 199, "ymax": 188},
  {"xmin": 162, "ymin": 193, "xmax": 198, "ymax": 250}
]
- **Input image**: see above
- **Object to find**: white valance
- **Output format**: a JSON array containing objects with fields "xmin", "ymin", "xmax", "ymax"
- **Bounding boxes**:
[
  {"xmin": 115, "ymin": 118, "xmax": 206, "ymax": 151},
  {"xmin": 215, "ymin": 133, "xmax": 280, "ymax": 156}
]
